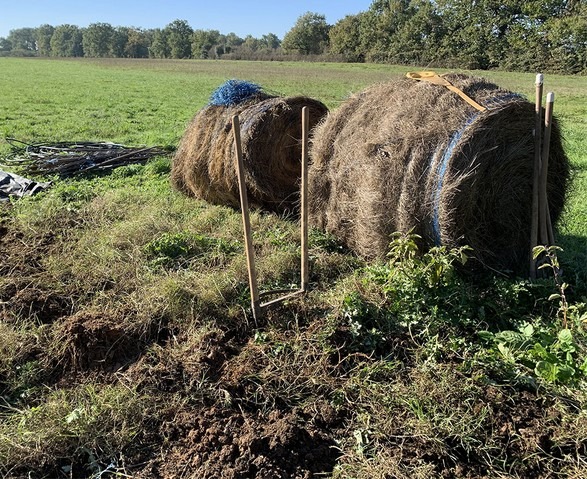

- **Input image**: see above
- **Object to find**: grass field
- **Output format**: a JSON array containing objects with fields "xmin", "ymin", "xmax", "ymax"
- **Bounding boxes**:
[{"xmin": 1, "ymin": 57, "xmax": 587, "ymax": 478}]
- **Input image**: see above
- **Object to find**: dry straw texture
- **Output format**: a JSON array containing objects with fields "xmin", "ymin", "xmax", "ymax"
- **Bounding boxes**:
[
  {"xmin": 172, "ymin": 93, "xmax": 328, "ymax": 215},
  {"xmin": 308, "ymin": 74, "xmax": 569, "ymax": 274}
]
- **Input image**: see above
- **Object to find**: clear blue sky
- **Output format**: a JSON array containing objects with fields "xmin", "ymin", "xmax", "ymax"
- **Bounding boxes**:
[{"xmin": 0, "ymin": 0, "xmax": 374, "ymax": 40}]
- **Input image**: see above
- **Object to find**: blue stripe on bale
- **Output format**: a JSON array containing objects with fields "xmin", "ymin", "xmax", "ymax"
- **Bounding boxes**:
[
  {"xmin": 209, "ymin": 79, "xmax": 263, "ymax": 107},
  {"xmin": 430, "ymin": 93, "xmax": 524, "ymax": 246}
]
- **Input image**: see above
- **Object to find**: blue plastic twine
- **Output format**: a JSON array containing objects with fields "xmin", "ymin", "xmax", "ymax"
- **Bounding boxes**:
[{"xmin": 209, "ymin": 79, "xmax": 263, "ymax": 107}]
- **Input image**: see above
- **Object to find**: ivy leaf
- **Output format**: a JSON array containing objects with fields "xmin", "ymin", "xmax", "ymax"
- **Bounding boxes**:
[
  {"xmin": 495, "ymin": 330, "xmax": 527, "ymax": 349},
  {"xmin": 532, "ymin": 342, "xmax": 558, "ymax": 363},
  {"xmin": 521, "ymin": 323, "xmax": 534, "ymax": 337}
]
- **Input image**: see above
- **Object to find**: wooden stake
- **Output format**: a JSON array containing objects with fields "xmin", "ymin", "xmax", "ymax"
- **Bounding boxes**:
[
  {"xmin": 301, "ymin": 106, "xmax": 309, "ymax": 292},
  {"xmin": 232, "ymin": 115, "xmax": 260, "ymax": 319},
  {"xmin": 539, "ymin": 92, "xmax": 555, "ymax": 247},
  {"xmin": 530, "ymin": 73, "xmax": 543, "ymax": 279}
]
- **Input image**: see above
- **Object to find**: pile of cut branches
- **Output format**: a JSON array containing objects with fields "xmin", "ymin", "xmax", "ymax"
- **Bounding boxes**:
[{"xmin": 2, "ymin": 139, "xmax": 169, "ymax": 177}]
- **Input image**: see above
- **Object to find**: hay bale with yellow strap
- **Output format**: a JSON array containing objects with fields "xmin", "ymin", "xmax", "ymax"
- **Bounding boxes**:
[
  {"xmin": 172, "ymin": 80, "xmax": 328, "ymax": 215},
  {"xmin": 308, "ymin": 73, "xmax": 569, "ymax": 274}
]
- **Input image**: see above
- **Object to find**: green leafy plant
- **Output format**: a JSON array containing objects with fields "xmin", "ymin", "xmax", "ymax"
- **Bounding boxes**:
[
  {"xmin": 364, "ymin": 233, "xmax": 474, "ymax": 329},
  {"xmin": 533, "ymin": 245, "xmax": 587, "ymax": 328},
  {"xmin": 469, "ymin": 246, "xmax": 587, "ymax": 386},
  {"xmin": 145, "ymin": 231, "xmax": 194, "ymax": 259},
  {"xmin": 368, "ymin": 233, "xmax": 470, "ymax": 292},
  {"xmin": 479, "ymin": 322, "xmax": 587, "ymax": 385},
  {"xmin": 309, "ymin": 228, "xmax": 347, "ymax": 253},
  {"xmin": 342, "ymin": 292, "xmax": 385, "ymax": 352},
  {"xmin": 339, "ymin": 234, "xmax": 475, "ymax": 354}
]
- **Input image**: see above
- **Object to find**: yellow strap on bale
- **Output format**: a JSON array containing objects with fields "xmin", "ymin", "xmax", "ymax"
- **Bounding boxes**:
[{"xmin": 406, "ymin": 71, "xmax": 486, "ymax": 112}]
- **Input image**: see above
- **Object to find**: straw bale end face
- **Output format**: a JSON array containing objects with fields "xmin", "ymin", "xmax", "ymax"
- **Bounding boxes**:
[
  {"xmin": 171, "ymin": 81, "xmax": 328, "ymax": 216},
  {"xmin": 308, "ymin": 74, "xmax": 569, "ymax": 275}
]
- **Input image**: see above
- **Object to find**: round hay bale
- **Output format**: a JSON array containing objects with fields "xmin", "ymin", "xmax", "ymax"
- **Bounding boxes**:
[
  {"xmin": 172, "ymin": 80, "xmax": 328, "ymax": 215},
  {"xmin": 308, "ymin": 73, "xmax": 570, "ymax": 274}
]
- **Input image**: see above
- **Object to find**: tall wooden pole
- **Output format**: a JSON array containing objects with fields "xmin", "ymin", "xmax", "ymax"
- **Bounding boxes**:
[
  {"xmin": 539, "ymin": 92, "xmax": 555, "ymax": 247},
  {"xmin": 301, "ymin": 106, "xmax": 309, "ymax": 292},
  {"xmin": 232, "ymin": 115, "xmax": 260, "ymax": 319},
  {"xmin": 530, "ymin": 74, "xmax": 543, "ymax": 279}
]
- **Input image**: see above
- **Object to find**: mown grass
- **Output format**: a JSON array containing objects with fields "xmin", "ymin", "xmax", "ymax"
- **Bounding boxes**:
[{"xmin": 0, "ymin": 57, "xmax": 586, "ymax": 478}]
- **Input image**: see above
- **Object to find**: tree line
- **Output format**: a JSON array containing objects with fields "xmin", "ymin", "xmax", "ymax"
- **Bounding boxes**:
[
  {"xmin": 1, "ymin": 0, "xmax": 585, "ymax": 74},
  {"xmin": 0, "ymin": 21, "xmax": 276, "ymax": 60},
  {"xmin": 328, "ymin": 0, "xmax": 586, "ymax": 74}
]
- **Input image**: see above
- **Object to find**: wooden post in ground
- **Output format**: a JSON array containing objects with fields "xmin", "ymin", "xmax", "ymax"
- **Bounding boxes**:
[
  {"xmin": 530, "ymin": 73, "xmax": 543, "ymax": 279},
  {"xmin": 539, "ymin": 92, "xmax": 555, "ymax": 248},
  {"xmin": 232, "ymin": 115, "xmax": 261, "ymax": 319},
  {"xmin": 301, "ymin": 106, "xmax": 309, "ymax": 292}
]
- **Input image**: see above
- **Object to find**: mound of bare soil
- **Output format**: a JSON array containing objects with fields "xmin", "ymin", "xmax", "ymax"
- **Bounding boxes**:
[
  {"xmin": 138, "ymin": 407, "xmax": 339, "ymax": 479},
  {"xmin": 0, "ymin": 223, "xmax": 73, "ymax": 324},
  {"xmin": 47, "ymin": 311, "xmax": 146, "ymax": 372}
]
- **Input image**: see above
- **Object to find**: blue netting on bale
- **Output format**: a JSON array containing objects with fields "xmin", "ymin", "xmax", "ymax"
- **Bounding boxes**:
[{"xmin": 209, "ymin": 79, "xmax": 263, "ymax": 107}]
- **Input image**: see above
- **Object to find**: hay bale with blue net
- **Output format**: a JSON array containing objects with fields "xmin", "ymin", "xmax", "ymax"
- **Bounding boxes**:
[
  {"xmin": 171, "ymin": 80, "xmax": 328, "ymax": 215},
  {"xmin": 308, "ymin": 73, "xmax": 569, "ymax": 274}
]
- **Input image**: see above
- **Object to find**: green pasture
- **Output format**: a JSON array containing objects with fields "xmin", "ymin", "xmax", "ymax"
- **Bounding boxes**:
[{"xmin": 1, "ymin": 58, "xmax": 584, "ymax": 161}]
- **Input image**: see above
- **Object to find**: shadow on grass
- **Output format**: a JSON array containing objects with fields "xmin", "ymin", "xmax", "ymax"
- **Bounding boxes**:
[{"xmin": 557, "ymin": 233, "xmax": 587, "ymax": 297}]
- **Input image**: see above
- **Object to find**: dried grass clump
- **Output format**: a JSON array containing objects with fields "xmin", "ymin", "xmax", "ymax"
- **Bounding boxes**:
[
  {"xmin": 308, "ymin": 74, "xmax": 570, "ymax": 274},
  {"xmin": 172, "ymin": 87, "xmax": 328, "ymax": 215}
]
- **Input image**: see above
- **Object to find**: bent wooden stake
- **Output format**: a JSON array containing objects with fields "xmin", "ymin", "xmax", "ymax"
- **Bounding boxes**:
[{"xmin": 233, "ymin": 108, "xmax": 311, "ymax": 319}]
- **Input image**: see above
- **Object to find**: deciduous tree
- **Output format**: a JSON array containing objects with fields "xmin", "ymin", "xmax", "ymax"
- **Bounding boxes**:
[
  {"xmin": 83, "ymin": 23, "xmax": 115, "ymax": 57},
  {"xmin": 50, "ymin": 25, "xmax": 83, "ymax": 57},
  {"xmin": 329, "ymin": 14, "xmax": 364, "ymax": 62},
  {"xmin": 282, "ymin": 12, "xmax": 330, "ymax": 55},
  {"xmin": 165, "ymin": 19, "xmax": 193, "ymax": 59},
  {"xmin": 36, "ymin": 24, "xmax": 55, "ymax": 56},
  {"xmin": 6, "ymin": 28, "xmax": 36, "ymax": 53},
  {"xmin": 0, "ymin": 37, "xmax": 12, "ymax": 52},
  {"xmin": 260, "ymin": 33, "xmax": 280, "ymax": 50},
  {"xmin": 149, "ymin": 29, "xmax": 169, "ymax": 58},
  {"xmin": 124, "ymin": 28, "xmax": 151, "ymax": 58},
  {"xmin": 191, "ymin": 29, "xmax": 221, "ymax": 59}
]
